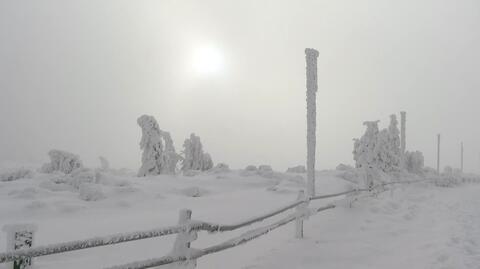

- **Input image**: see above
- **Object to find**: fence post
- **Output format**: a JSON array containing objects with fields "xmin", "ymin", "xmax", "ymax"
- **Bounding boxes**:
[
  {"xmin": 2, "ymin": 224, "xmax": 37, "ymax": 269},
  {"xmin": 295, "ymin": 190, "xmax": 307, "ymax": 239},
  {"xmin": 169, "ymin": 209, "xmax": 197, "ymax": 269}
]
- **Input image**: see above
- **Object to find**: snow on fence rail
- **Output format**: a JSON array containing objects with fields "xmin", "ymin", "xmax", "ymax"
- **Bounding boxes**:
[{"xmin": 0, "ymin": 180, "xmax": 429, "ymax": 269}]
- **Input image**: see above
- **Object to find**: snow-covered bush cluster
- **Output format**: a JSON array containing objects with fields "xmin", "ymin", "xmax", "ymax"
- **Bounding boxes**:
[
  {"xmin": 353, "ymin": 115, "xmax": 402, "ymax": 173},
  {"xmin": 137, "ymin": 115, "xmax": 181, "ymax": 176},
  {"xmin": 286, "ymin": 165, "xmax": 306, "ymax": 173},
  {"xmin": 404, "ymin": 151, "xmax": 424, "ymax": 174},
  {"xmin": 41, "ymin": 150, "xmax": 83, "ymax": 174},
  {"xmin": 208, "ymin": 163, "xmax": 230, "ymax": 174},
  {"xmin": 137, "ymin": 115, "xmax": 216, "ymax": 177},
  {"xmin": 0, "ymin": 167, "xmax": 33, "ymax": 182},
  {"xmin": 181, "ymin": 133, "xmax": 213, "ymax": 172},
  {"xmin": 240, "ymin": 164, "xmax": 277, "ymax": 178}
]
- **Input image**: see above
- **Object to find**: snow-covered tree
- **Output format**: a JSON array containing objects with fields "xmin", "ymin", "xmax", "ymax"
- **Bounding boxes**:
[
  {"xmin": 373, "ymin": 115, "xmax": 402, "ymax": 172},
  {"xmin": 41, "ymin": 150, "xmax": 83, "ymax": 174},
  {"xmin": 137, "ymin": 115, "xmax": 180, "ymax": 176},
  {"xmin": 404, "ymin": 151, "xmax": 424, "ymax": 174},
  {"xmin": 181, "ymin": 133, "xmax": 214, "ymax": 171},
  {"xmin": 353, "ymin": 120, "xmax": 379, "ymax": 169},
  {"xmin": 353, "ymin": 115, "xmax": 402, "ymax": 173},
  {"xmin": 386, "ymin": 114, "xmax": 401, "ymax": 170}
]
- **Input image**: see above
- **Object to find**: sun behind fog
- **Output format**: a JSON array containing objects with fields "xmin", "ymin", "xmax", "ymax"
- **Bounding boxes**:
[{"xmin": 191, "ymin": 46, "xmax": 225, "ymax": 76}]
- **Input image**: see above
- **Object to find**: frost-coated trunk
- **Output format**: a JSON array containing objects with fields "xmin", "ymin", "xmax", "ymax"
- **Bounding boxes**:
[{"xmin": 305, "ymin": 48, "xmax": 319, "ymax": 197}]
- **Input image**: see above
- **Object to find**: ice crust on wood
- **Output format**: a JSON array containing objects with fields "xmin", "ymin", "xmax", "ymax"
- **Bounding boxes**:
[{"xmin": 305, "ymin": 48, "xmax": 319, "ymax": 197}]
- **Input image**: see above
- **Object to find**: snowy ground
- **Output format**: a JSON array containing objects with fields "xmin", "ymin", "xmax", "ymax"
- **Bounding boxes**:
[{"xmin": 0, "ymin": 167, "xmax": 479, "ymax": 269}]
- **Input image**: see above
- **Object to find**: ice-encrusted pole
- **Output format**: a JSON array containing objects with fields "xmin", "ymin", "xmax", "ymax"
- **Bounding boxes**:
[
  {"xmin": 305, "ymin": 48, "xmax": 319, "ymax": 198},
  {"xmin": 437, "ymin": 134, "xmax": 441, "ymax": 174},
  {"xmin": 169, "ymin": 209, "xmax": 197, "ymax": 269},
  {"xmin": 294, "ymin": 190, "xmax": 306, "ymax": 239}
]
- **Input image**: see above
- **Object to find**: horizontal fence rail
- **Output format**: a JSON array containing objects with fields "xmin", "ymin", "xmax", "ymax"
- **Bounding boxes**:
[
  {"xmin": 0, "ymin": 179, "xmax": 439, "ymax": 269},
  {"xmin": 107, "ymin": 204, "xmax": 337, "ymax": 269}
]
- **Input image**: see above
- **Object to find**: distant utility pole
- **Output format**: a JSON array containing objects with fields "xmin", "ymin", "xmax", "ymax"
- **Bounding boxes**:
[
  {"xmin": 437, "ymin": 134, "xmax": 441, "ymax": 174},
  {"xmin": 461, "ymin": 142, "xmax": 464, "ymax": 173},
  {"xmin": 305, "ymin": 48, "xmax": 319, "ymax": 198}
]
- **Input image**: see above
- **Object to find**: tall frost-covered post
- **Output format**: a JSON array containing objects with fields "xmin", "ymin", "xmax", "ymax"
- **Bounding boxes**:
[{"xmin": 305, "ymin": 48, "xmax": 319, "ymax": 197}]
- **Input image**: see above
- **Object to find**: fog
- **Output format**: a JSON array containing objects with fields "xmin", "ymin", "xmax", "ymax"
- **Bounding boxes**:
[{"xmin": 1, "ymin": 0, "xmax": 479, "ymax": 172}]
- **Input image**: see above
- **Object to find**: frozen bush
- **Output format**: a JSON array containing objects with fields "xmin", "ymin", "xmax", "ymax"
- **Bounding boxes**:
[
  {"xmin": 258, "ymin": 165, "xmax": 274, "ymax": 178},
  {"xmin": 286, "ymin": 165, "xmax": 306, "ymax": 173},
  {"xmin": 258, "ymin": 165, "xmax": 273, "ymax": 172},
  {"xmin": 0, "ymin": 167, "xmax": 33, "ymax": 182},
  {"xmin": 443, "ymin": 166, "xmax": 453, "ymax": 175},
  {"xmin": 79, "ymin": 183, "xmax": 105, "ymax": 201},
  {"xmin": 68, "ymin": 168, "xmax": 97, "ymax": 189},
  {"xmin": 404, "ymin": 151, "xmax": 424, "ymax": 174},
  {"xmin": 181, "ymin": 186, "xmax": 207, "ymax": 197},
  {"xmin": 210, "ymin": 163, "xmax": 230, "ymax": 173},
  {"xmin": 353, "ymin": 121, "xmax": 379, "ymax": 170},
  {"xmin": 353, "ymin": 115, "xmax": 402, "ymax": 173},
  {"xmin": 99, "ymin": 156, "xmax": 110, "ymax": 171},
  {"xmin": 41, "ymin": 150, "xmax": 83, "ymax": 174},
  {"xmin": 181, "ymin": 133, "xmax": 214, "ymax": 171},
  {"xmin": 137, "ymin": 115, "xmax": 181, "ymax": 176},
  {"xmin": 336, "ymin": 163, "xmax": 353, "ymax": 171},
  {"xmin": 245, "ymin": 165, "xmax": 257, "ymax": 171}
]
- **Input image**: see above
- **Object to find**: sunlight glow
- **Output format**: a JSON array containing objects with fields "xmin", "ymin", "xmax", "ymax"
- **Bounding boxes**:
[{"xmin": 191, "ymin": 46, "xmax": 225, "ymax": 76}]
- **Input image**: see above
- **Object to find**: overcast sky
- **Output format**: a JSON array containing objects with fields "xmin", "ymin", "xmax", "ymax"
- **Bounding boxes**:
[{"xmin": 1, "ymin": 0, "xmax": 479, "ymax": 172}]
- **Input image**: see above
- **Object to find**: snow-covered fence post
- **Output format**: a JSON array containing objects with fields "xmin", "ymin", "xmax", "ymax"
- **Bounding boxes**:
[
  {"xmin": 169, "ymin": 209, "xmax": 197, "ymax": 269},
  {"xmin": 437, "ymin": 134, "xmax": 441, "ymax": 174},
  {"xmin": 294, "ymin": 190, "xmax": 307, "ymax": 239},
  {"xmin": 305, "ymin": 48, "xmax": 319, "ymax": 198},
  {"xmin": 2, "ymin": 224, "xmax": 37, "ymax": 269}
]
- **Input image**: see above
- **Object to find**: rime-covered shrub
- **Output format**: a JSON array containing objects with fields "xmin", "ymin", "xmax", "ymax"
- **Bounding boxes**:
[
  {"xmin": 0, "ymin": 167, "xmax": 33, "ymax": 182},
  {"xmin": 245, "ymin": 165, "xmax": 257, "ymax": 171},
  {"xmin": 79, "ymin": 183, "xmax": 105, "ymax": 201},
  {"xmin": 353, "ymin": 120, "xmax": 379, "ymax": 170},
  {"xmin": 336, "ymin": 163, "xmax": 354, "ymax": 171},
  {"xmin": 258, "ymin": 165, "xmax": 274, "ymax": 178},
  {"xmin": 210, "ymin": 163, "xmax": 230, "ymax": 173},
  {"xmin": 99, "ymin": 156, "xmax": 110, "ymax": 171},
  {"xmin": 137, "ymin": 115, "xmax": 181, "ymax": 176},
  {"xmin": 286, "ymin": 165, "xmax": 306, "ymax": 173},
  {"xmin": 181, "ymin": 133, "xmax": 214, "ymax": 171},
  {"xmin": 41, "ymin": 150, "xmax": 83, "ymax": 174},
  {"xmin": 353, "ymin": 115, "xmax": 402, "ymax": 173},
  {"xmin": 68, "ymin": 168, "xmax": 97, "ymax": 189},
  {"xmin": 404, "ymin": 151, "xmax": 424, "ymax": 174}
]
